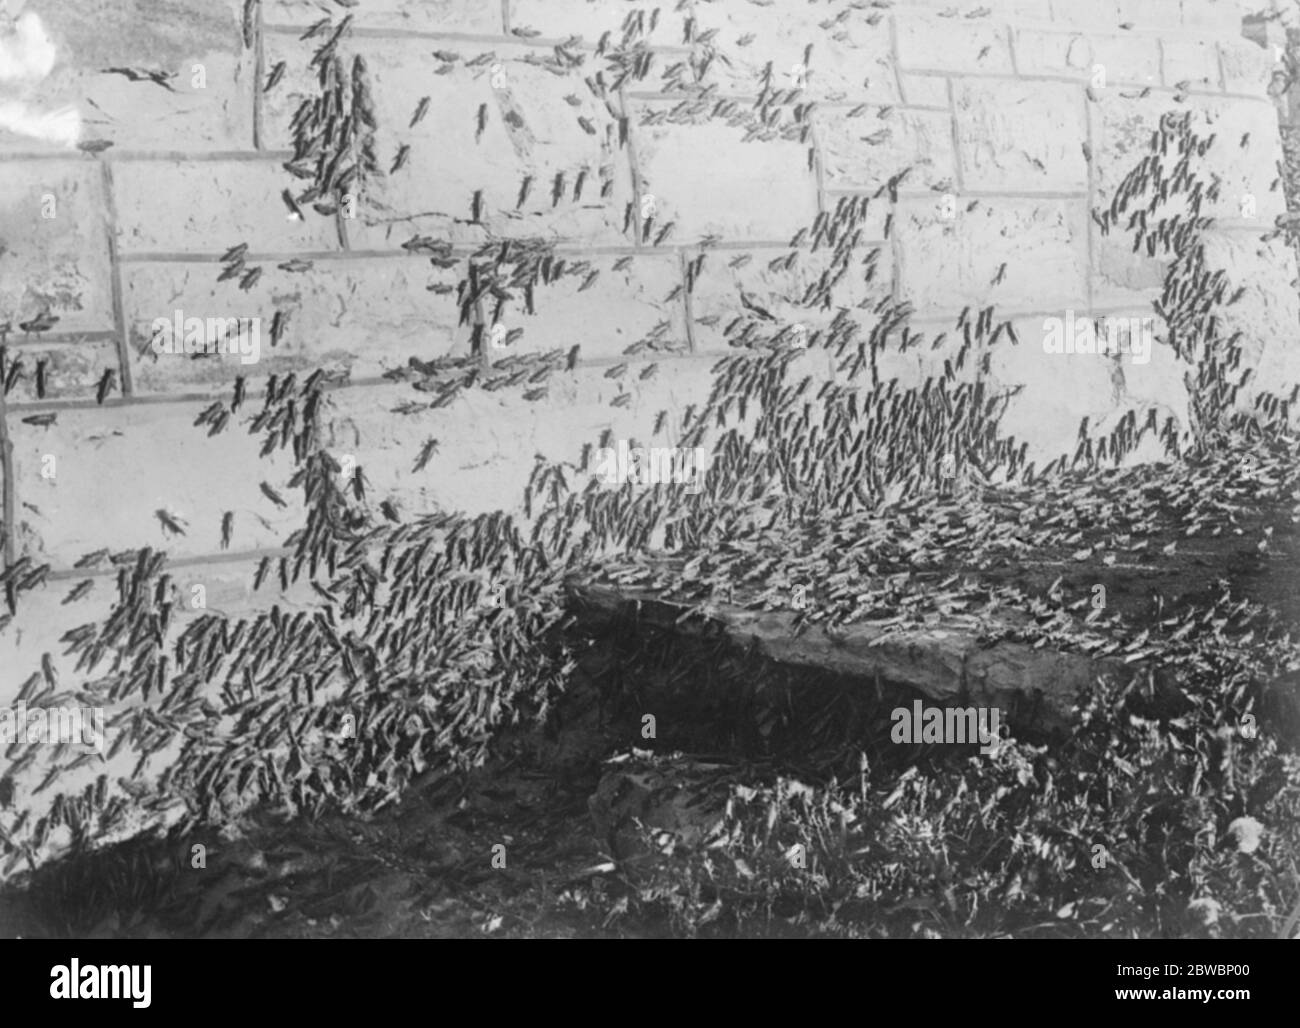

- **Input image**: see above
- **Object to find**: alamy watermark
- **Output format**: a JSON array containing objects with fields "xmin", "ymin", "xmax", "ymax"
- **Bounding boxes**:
[
  {"xmin": 1042, "ymin": 311, "xmax": 1153, "ymax": 366},
  {"xmin": 50, "ymin": 960, "xmax": 151, "ymax": 1008},
  {"xmin": 150, "ymin": 309, "xmax": 261, "ymax": 365},
  {"xmin": 591, "ymin": 439, "xmax": 710, "ymax": 494},
  {"xmin": 890, "ymin": 701, "xmax": 1003, "ymax": 756},
  {"xmin": 0, "ymin": 703, "xmax": 104, "ymax": 753}
]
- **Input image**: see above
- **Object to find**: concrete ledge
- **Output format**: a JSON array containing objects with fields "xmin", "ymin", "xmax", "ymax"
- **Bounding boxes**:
[{"xmin": 566, "ymin": 576, "xmax": 1136, "ymax": 732}]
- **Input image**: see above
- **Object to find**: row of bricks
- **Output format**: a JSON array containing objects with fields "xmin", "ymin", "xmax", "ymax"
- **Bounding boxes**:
[
  {"xmin": 2, "ymin": 171, "xmax": 1283, "ymax": 379},
  {"xmin": 8, "ymin": 78, "xmax": 1280, "ymax": 234},
  {"xmin": 7, "ymin": 3, "xmax": 1271, "ymax": 159},
  {"xmin": 0, "ymin": 313, "xmax": 1216, "ymax": 574}
]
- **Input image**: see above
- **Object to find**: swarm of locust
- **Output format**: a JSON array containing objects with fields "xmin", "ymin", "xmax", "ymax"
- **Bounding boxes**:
[{"xmin": 283, "ymin": 15, "xmax": 380, "ymax": 219}]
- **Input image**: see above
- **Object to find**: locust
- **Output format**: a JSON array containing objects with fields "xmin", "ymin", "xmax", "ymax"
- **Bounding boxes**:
[
  {"xmin": 3, "ymin": 356, "xmax": 23, "ymax": 395},
  {"xmin": 414, "ymin": 437, "xmax": 440, "ymax": 472},
  {"xmin": 95, "ymin": 368, "xmax": 116, "ymax": 405},
  {"xmin": 75, "ymin": 549, "xmax": 109, "ymax": 570},
  {"xmin": 260, "ymin": 482, "xmax": 288, "ymax": 508},
  {"xmin": 281, "ymin": 189, "xmax": 304, "ymax": 220},
  {"xmin": 155, "ymin": 509, "xmax": 188, "ymax": 537},
  {"xmin": 264, "ymin": 61, "xmax": 286, "ymax": 92},
  {"xmin": 19, "ymin": 311, "xmax": 59, "ymax": 333},
  {"xmin": 62, "ymin": 579, "xmax": 94, "ymax": 605},
  {"xmin": 270, "ymin": 310, "xmax": 289, "ymax": 347}
]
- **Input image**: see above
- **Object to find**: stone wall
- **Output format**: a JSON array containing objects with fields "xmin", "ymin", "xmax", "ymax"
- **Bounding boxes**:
[{"xmin": 0, "ymin": 0, "xmax": 1292, "ymax": 816}]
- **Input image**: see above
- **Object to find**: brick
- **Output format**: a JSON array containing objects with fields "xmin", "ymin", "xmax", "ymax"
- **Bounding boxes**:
[
  {"xmin": 1179, "ymin": 0, "xmax": 1246, "ymax": 34},
  {"xmin": 1012, "ymin": 29, "xmax": 1096, "ymax": 79},
  {"xmin": 869, "ymin": 322, "xmax": 966, "ymax": 391},
  {"xmin": 8, "ymin": 401, "xmax": 303, "ymax": 566},
  {"xmin": 321, "ymin": 364, "xmax": 715, "ymax": 518},
  {"xmin": 1116, "ymin": 313, "xmax": 1192, "ymax": 414},
  {"xmin": 122, "ymin": 257, "xmax": 467, "ymax": 394},
  {"xmin": 894, "ymin": 13, "xmax": 1015, "ymax": 75},
  {"xmin": 530, "ymin": 359, "xmax": 713, "ymax": 482},
  {"xmin": 1091, "ymin": 90, "xmax": 1189, "ymax": 218},
  {"xmin": 1115, "ymin": 0, "xmax": 1186, "ymax": 30},
  {"xmin": 1013, "ymin": 29, "xmax": 1163, "ymax": 86},
  {"xmin": 894, "ymin": 196, "xmax": 1089, "ymax": 312},
  {"xmin": 1091, "ymin": 87, "xmax": 1169, "ymax": 174},
  {"xmin": 817, "ymin": 107, "xmax": 957, "ymax": 194},
  {"xmin": 0, "ymin": 576, "xmax": 120, "ymax": 687},
  {"xmin": 953, "ymin": 80, "xmax": 1088, "ymax": 192},
  {"xmin": 1219, "ymin": 40, "xmax": 1277, "ymax": 96},
  {"xmin": 1199, "ymin": 97, "xmax": 1288, "ymax": 221},
  {"xmin": 261, "ymin": 37, "xmax": 633, "ymax": 249},
  {"xmin": 629, "ymin": 101, "xmax": 820, "ymax": 242},
  {"xmin": 1092, "ymin": 231, "xmax": 1165, "ymax": 310},
  {"xmin": 112, "ymin": 159, "xmax": 341, "ymax": 255},
  {"xmin": 120, "ymin": 248, "xmax": 683, "ymax": 397},
  {"xmin": 1093, "ymin": 92, "xmax": 1285, "ymax": 228},
  {"xmin": 483, "ymin": 252, "xmax": 688, "ymax": 363},
  {"xmin": 1046, "ymin": 1, "xmax": 1126, "ymax": 31},
  {"xmin": 16, "ymin": 1, "xmax": 252, "ymax": 154},
  {"xmin": 989, "ymin": 315, "xmax": 1144, "ymax": 466},
  {"xmin": 169, "ymin": 556, "xmax": 322, "ymax": 619},
  {"xmin": 687, "ymin": 244, "xmax": 894, "ymax": 354},
  {"xmin": 0, "ymin": 339, "xmax": 120, "ymax": 404},
  {"xmin": 0, "ymin": 161, "xmax": 115, "ymax": 336},
  {"xmin": 898, "ymin": 73, "xmax": 952, "ymax": 109},
  {"xmin": 1089, "ymin": 34, "xmax": 1163, "ymax": 87},
  {"xmin": 1201, "ymin": 231, "xmax": 1300, "ymax": 402},
  {"xmin": 688, "ymin": 2, "xmax": 900, "ymax": 103},
  {"xmin": 1161, "ymin": 38, "xmax": 1222, "ymax": 90}
]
